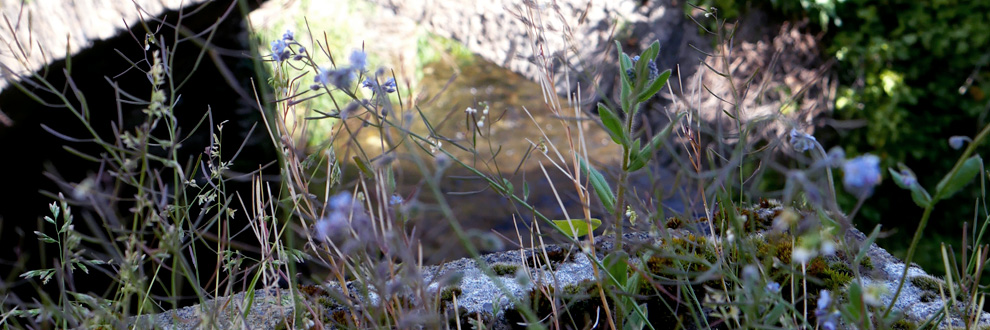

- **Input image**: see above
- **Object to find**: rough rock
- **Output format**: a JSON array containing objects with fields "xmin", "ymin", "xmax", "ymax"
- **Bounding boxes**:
[
  {"xmin": 136, "ymin": 214, "xmax": 990, "ymax": 329},
  {"xmin": 0, "ymin": 0, "xmax": 209, "ymax": 91},
  {"xmin": 130, "ymin": 288, "xmax": 293, "ymax": 330}
]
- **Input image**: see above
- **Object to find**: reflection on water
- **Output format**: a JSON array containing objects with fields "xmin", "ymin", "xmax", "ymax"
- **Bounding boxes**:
[{"xmin": 316, "ymin": 57, "xmax": 696, "ymax": 264}]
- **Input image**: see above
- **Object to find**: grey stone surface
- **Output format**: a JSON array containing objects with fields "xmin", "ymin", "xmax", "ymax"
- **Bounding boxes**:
[
  {"xmin": 135, "ymin": 208, "xmax": 989, "ymax": 329},
  {"xmin": 368, "ymin": 0, "xmax": 682, "ymax": 101},
  {"xmin": 0, "ymin": 0, "xmax": 209, "ymax": 91},
  {"xmin": 129, "ymin": 288, "xmax": 294, "ymax": 330}
]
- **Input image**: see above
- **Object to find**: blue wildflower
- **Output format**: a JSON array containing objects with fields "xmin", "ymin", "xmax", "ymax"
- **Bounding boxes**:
[
  {"xmin": 328, "ymin": 192, "xmax": 354, "ymax": 210},
  {"xmin": 842, "ymin": 154, "xmax": 882, "ymax": 198},
  {"xmin": 826, "ymin": 147, "xmax": 845, "ymax": 167},
  {"xmin": 822, "ymin": 318, "xmax": 837, "ymax": 330},
  {"xmin": 899, "ymin": 169, "xmax": 917, "ymax": 188},
  {"xmin": 282, "ymin": 30, "xmax": 294, "ymax": 41},
  {"xmin": 314, "ymin": 211, "xmax": 347, "ymax": 243},
  {"xmin": 314, "ymin": 67, "xmax": 356, "ymax": 89},
  {"xmin": 949, "ymin": 136, "xmax": 971, "ymax": 150},
  {"xmin": 815, "ymin": 289, "xmax": 831, "ymax": 317},
  {"xmin": 766, "ymin": 282, "xmax": 781, "ymax": 293},
  {"xmin": 350, "ymin": 50, "xmax": 367, "ymax": 72},
  {"xmin": 789, "ymin": 129, "xmax": 817, "ymax": 153},
  {"xmin": 389, "ymin": 194, "xmax": 404, "ymax": 205},
  {"xmin": 625, "ymin": 55, "xmax": 659, "ymax": 82},
  {"xmin": 270, "ymin": 39, "xmax": 290, "ymax": 62},
  {"xmin": 362, "ymin": 77, "xmax": 397, "ymax": 93}
]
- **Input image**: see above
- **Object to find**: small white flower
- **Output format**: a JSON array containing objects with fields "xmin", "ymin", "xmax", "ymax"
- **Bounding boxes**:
[
  {"xmin": 465, "ymin": 107, "xmax": 477, "ymax": 115},
  {"xmin": 821, "ymin": 240, "xmax": 836, "ymax": 256},
  {"xmin": 429, "ymin": 137, "xmax": 443, "ymax": 154},
  {"xmin": 863, "ymin": 285, "xmax": 886, "ymax": 306},
  {"xmin": 792, "ymin": 246, "xmax": 816, "ymax": 264},
  {"xmin": 477, "ymin": 120, "xmax": 485, "ymax": 128}
]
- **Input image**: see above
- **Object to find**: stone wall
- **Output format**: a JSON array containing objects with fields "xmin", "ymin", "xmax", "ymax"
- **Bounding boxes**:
[{"xmin": 0, "ymin": 0, "xmax": 211, "ymax": 91}]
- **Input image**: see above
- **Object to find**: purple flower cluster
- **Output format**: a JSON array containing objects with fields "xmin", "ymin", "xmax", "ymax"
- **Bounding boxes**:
[
  {"xmin": 313, "ymin": 192, "xmax": 369, "ymax": 244},
  {"xmin": 625, "ymin": 55, "xmax": 659, "ymax": 82},
  {"xmin": 270, "ymin": 30, "xmax": 296, "ymax": 63},
  {"xmin": 362, "ymin": 77, "xmax": 397, "ymax": 94},
  {"xmin": 311, "ymin": 50, "xmax": 368, "ymax": 90},
  {"xmin": 789, "ymin": 129, "xmax": 818, "ymax": 153},
  {"xmin": 815, "ymin": 290, "xmax": 840, "ymax": 330},
  {"xmin": 842, "ymin": 154, "xmax": 882, "ymax": 199}
]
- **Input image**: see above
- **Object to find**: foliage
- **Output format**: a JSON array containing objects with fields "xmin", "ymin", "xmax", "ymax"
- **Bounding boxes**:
[{"xmin": 3, "ymin": 1, "xmax": 990, "ymax": 329}]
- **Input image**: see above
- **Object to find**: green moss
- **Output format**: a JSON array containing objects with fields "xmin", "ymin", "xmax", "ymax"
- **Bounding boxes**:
[
  {"xmin": 891, "ymin": 318, "xmax": 918, "ymax": 330},
  {"xmin": 754, "ymin": 232, "xmax": 794, "ymax": 265},
  {"xmin": 645, "ymin": 234, "xmax": 719, "ymax": 277},
  {"xmin": 806, "ymin": 258, "xmax": 854, "ymax": 291},
  {"xmin": 860, "ymin": 255, "xmax": 874, "ymax": 270},
  {"xmin": 491, "ymin": 263, "xmax": 519, "ymax": 276},
  {"xmin": 711, "ymin": 201, "xmax": 782, "ymax": 234},
  {"xmin": 439, "ymin": 286, "xmax": 463, "ymax": 310},
  {"xmin": 909, "ymin": 275, "xmax": 944, "ymax": 293}
]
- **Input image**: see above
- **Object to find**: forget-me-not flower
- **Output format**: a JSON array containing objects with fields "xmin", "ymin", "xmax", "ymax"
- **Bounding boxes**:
[
  {"xmin": 625, "ymin": 55, "xmax": 659, "ymax": 82},
  {"xmin": 350, "ymin": 50, "xmax": 367, "ymax": 72},
  {"xmin": 362, "ymin": 77, "xmax": 397, "ymax": 93},
  {"xmin": 270, "ymin": 39, "xmax": 290, "ymax": 62},
  {"xmin": 949, "ymin": 136, "xmax": 972, "ymax": 150},
  {"xmin": 314, "ymin": 66, "xmax": 357, "ymax": 89},
  {"xmin": 789, "ymin": 129, "xmax": 817, "ymax": 153},
  {"xmin": 842, "ymin": 154, "xmax": 882, "ymax": 198},
  {"xmin": 815, "ymin": 289, "xmax": 831, "ymax": 317}
]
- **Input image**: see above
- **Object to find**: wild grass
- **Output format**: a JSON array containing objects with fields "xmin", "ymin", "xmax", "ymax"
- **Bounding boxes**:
[{"xmin": 1, "ymin": 1, "xmax": 989, "ymax": 330}]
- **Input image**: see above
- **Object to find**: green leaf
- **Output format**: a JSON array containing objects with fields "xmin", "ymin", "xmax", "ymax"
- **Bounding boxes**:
[
  {"xmin": 352, "ymin": 156, "xmax": 374, "ymax": 177},
  {"xmin": 580, "ymin": 157, "xmax": 615, "ymax": 213},
  {"xmin": 627, "ymin": 155, "xmax": 647, "ymax": 172},
  {"xmin": 640, "ymin": 41, "xmax": 660, "ymax": 67},
  {"xmin": 854, "ymin": 225, "xmax": 881, "ymax": 267},
  {"xmin": 637, "ymin": 69, "xmax": 671, "ymax": 103},
  {"xmin": 844, "ymin": 282, "xmax": 865, "ymax": 323},
  {"xmin": 552, "ymin": 218, "xmax": 602, "ymax": 238},
  {"xmin": 616, "ymin": 41, "xmax": 631, "ymax": 75},
  {"xmin": 889, "ymin": 167, "xmax": 931, "ymax": 208},
  {"xmin": 604, "ymin": 251, "xmax": 630, "ymax": 287},
  {"xmin": 623, "ymin": 303, "xmax": 648, "ymax": 330},
  {"xmin": 522, "ymin": 181, "xmax": 530, "ymax": 201},
  {"xmin": 936, "ymin": 155, "xmax": 983, "ymax": 200},
  {"xmin": 598, "ymin": 103, "xmax": 627, "ymax": 146}
]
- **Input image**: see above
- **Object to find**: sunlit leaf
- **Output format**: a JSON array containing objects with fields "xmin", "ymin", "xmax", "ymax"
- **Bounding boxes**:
[{"xmin": 552, "ymin": 218, "xmax": 602, "ymax": 238}]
